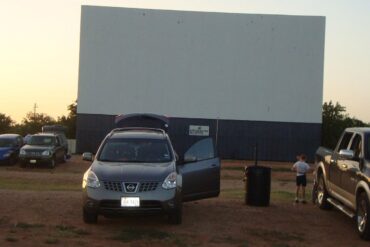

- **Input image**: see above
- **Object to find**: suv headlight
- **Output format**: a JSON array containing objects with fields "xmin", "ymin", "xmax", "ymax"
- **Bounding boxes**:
[
  {"xmin": 20, "ymin": 149, "xmax": 26, "ymax": 155},
  {"xmin": 162, "ymin": 172, "xmax": 177, "ymax": 189},
  {"xmin": 82, "ymin": 170, "xmax": 100, "ymax": 189},
  {"xmin": 42, "ymin": 150, "xmax": 51, "ymax": 156}
]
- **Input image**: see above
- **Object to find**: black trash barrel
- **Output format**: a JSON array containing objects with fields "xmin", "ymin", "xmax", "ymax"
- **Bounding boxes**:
[{"xmin": 245, "ymin": 166, "xmax": 271, "ymax": 206}]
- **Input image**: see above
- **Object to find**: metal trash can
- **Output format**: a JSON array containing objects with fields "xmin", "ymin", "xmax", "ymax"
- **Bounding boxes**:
[{"xmin": 245, "ymin": 165, "xmax": 271, "ymax": 206}]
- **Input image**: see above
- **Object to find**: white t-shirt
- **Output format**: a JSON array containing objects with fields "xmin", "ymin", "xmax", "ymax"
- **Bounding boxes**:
[{"xmin": 293, "ymin": 161, "xmax": 310, "ymax": 176}]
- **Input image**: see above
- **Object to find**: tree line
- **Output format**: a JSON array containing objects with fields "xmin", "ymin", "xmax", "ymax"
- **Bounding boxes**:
[
  {"xmin": 0, "ymin": 101, "xmax": 76, "ymax": 139},
  {"xmin": 0, "ymin": 100, "xmax": 369, "ymax": 144}
]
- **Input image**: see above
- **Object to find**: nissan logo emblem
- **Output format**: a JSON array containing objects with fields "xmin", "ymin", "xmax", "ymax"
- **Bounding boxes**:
[{"xmin": 126, "ymin": 184, "xmax": 136, "ymax": 192}]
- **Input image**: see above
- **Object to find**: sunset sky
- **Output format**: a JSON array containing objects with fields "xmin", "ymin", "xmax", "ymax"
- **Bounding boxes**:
[{"xmin": 1, "ymin": 0, "xmax": 369, "ymax": 123}]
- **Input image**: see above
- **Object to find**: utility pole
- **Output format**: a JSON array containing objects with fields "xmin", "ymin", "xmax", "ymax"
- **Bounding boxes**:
[{"xmin": 33, "ymin": 103, "xmax": 38, "ymax": 120}]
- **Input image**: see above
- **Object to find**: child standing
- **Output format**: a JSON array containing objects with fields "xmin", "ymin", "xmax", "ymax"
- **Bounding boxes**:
[{"xmin": 292, "ymin": 154, "xmax": 311, "ymax": 203}]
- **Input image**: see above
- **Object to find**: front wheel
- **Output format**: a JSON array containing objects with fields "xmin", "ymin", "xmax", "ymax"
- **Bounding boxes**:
[
  {"xmin": 168, "ymin": 203, "xmax": 182, "ymax": 225},
  {"xmin": 62, "ymin": 152, "xmax": 67, "ymax": 163},
  {"xmin": 356, "ymin": 193, "xmax": 370, "ymax": 240},
  {"xmin": 83, "ymin": 208, "xmax": 98, "ymax": 224},
  {"xmin": 316, "ymin": 173, "xmax": 332, "ymax": 210},
  {"xmin": 49, "ymin": 158, "xmax": 56, "ymax": 169}
]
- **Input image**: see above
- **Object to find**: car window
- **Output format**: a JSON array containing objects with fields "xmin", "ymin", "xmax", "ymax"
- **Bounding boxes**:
[
  {"xmin": 0, "ymin": 139, "xmax": 14, "ymax": 147},
  {"xmin": 29, "ymin": 136, "xmax": 55, "ymax": 146},
  {"xmin": 349, "ymin": 134, "xmax": 362, "ymax": 158},
  {"xmin": 184, "ymin": 138, "xmax": 215, "ymax": 162},
  {"xmin": 338, "ymin": 132, "xmax": 353, "ymax": 151},
  {"xmin": 98, "ymin": 138, "xmax": 173, "ymax": 163}
]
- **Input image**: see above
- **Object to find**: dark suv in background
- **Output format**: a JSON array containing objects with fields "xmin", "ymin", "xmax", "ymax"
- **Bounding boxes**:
[
  {"xmin": 82, "ymin": 127, "xmax": 220, "ymax": 224},
  {"xmin": 19, "ymin": 133, "xmax": 68, "ymax": 168}
]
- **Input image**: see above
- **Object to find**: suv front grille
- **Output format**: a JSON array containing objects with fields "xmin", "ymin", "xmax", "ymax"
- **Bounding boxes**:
[
  {"xmin": 103, "ymin": 181, "xmax": 123, "ymax": 192},
  {"xmin": 139, "ymin": 182, "xmax": 159, "ymax": 192},
  {"xmin": 26, "ymin": 150, "xmax": 42, "ymax": 157},
  {"xmin": 102, "ymin": 181, "xmax": 159, "ymax": 192}
]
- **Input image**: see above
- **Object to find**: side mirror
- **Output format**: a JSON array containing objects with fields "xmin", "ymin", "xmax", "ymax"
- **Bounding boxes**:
[
  {"xmin": 339, "ymin": 149, "xmax": 354, "ymax": 160},
  {"xmin": 82, "ymin": 152, "xmax": 93, "ymax": 161},
  {"xmin": 184, "ymin": 154, "xmax": 197, "ymax": 163}
]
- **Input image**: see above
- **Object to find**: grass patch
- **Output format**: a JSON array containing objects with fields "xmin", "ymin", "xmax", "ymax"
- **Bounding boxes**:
[
  {"xmin": 15, "ymin": 222, "xmax": 44, "ymax": 229},
  {"xmin": 5, "ymin": 236, "xmax": 18, "ymax": 242},
  {"xmin": 45, "ymin": 238, "xmax": 59, "ymax": 244},
  {"xmin": 271, "ymin": 167, "xmax": 292, "ymax": 172},
  {"xmin": 0, "ymin": 178, "xmax": 80, "ymax": 191},
  {"xmin": 222, "ymin": 166, "xmax": 246, "ymax": 171},
  {"xmin": 271, "ymin": 191, "xmax": 295, "ymax": 201},
  {"xmin": 247, "ymin": 228, "xmax": 304, "ymax": 242},
  {"xmin": 55, "ymin": 224, "xmax": 90, "ymax": 238},
  {"xmin": 111, "ymin": 228, "xmax": 197, "ymax": 246},
  {"xmin": 111, "ymin": 228, "xmax": 170, "ymax": 242},
  {"xmin": 221, "ymin": 189, "xmax": 244, "ymax": 199},
  {"xmin": 211, "ymin": 235, "xmax": 248, "ymax": 246}
]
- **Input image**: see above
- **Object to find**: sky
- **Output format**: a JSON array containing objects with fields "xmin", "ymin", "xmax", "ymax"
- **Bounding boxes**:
[{"xmin": 0, "ymin": 0, "xmax": 369, "ymax": 123}]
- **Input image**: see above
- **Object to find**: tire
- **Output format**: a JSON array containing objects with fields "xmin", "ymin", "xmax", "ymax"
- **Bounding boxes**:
[
  {"xmin": 316, "ymin": 173, "xmax": 332, "ymax": 210},
  {"xmin": 61, "ymin": 152, "xmax": 67, "ymax": 163},
  {"xmin": 356, "ymin": 193, "xmax": 370, "ymax": 240},
  {"xmin": 168, "ymin": 203, "xmax": 182, "ymax": 225},
  {"xmin": 8, "ymin": 156, "xmax": 16, "ymax": 166},
  {"xmin": 20, "ymin": 161, "xmax": 26, "ymax": 168},
  {"xmin": 49, "ymin": 157, "xmax": 56, "ymax": 169},
  {"xmin": 83, "ymin": 208, "xmax": 98, "ymax": 224}
]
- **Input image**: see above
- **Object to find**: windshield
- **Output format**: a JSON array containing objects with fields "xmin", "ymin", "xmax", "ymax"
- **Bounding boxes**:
[
  {"xmin": 0, "ymin": 139, "xmax": 14, "ymax": 148},
  {"xmin": 98, "ymin": 138, "xmax": 173, "ymax": 163},
  {"xmin": 28, "ymin": 136, "xmax": 55, "ymax": 146}
]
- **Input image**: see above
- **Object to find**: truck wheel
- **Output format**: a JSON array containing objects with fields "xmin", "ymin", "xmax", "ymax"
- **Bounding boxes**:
[
  {"xmin": 83, "ymin": 208, "xmax": 98, "ymax": 224},
  {"xmin": 316, "ymin": 173, "xmax": 332, "ymax": 210},
  {"xmin": 356, "ymin": 193, "xmax": 370, "ymax": 240},
  {"xmin": 8, "ymin": 156, "xmax": 16, "ymax": 166},
  {"xmin": 49, "ymin": 158, "xmax": 56, "ymax": 169},
  {"xmin": 20, "ymin": 161, "xmax": 26, "ymax": 168},
  {"xmin": 62, "ymin": 152, "xmax": 67, "ymax": 163},
  {"xmin": 168, "ymin": 203, "xmax": 182, "ymax": 225}
]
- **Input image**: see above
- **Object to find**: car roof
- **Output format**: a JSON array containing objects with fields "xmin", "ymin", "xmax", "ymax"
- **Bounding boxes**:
[
  {"xmin": 0, "ymin": 134, "xmax": 20, "ymax": 139},
  {"xmin": 110, "ymin": 128, "xmax": 167, "ymax": 140},
  {"xmin": 33, "ymin": 133, "xmax": 58, "ymax": 137},
  {"xmin": 345, "ymin": 127, "xmax": 370, "ymax": 134}
]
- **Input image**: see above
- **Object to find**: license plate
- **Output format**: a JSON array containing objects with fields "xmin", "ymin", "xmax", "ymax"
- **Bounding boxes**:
[
  {"xmin": 30, "ymin": 160, "xmax": 37, "ymax": 164},
  {"xmin": 121, "ymin": 197, "xmax": 140, "ymax": 207}
]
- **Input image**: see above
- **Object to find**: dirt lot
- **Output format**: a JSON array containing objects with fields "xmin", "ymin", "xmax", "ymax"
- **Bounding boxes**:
[{"xmin": 0, "ymin": 156, "xmax": 368, "ymax": 247}]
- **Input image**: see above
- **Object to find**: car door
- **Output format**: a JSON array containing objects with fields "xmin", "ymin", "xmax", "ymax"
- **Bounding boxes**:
[
  {"xmin": 341, "ymin": 133, "xmax": 363, "ymax": 204},
  {"xmin": 329, "ymin": 132, "xmax": 353, "ymax": 192},
  {"xmin": 178, "ymin": 138, "xmax": 220, "ymax": 202},
  {"xmin": 55, "ymin": 136, "xmax": 64, "ymax": 160}
]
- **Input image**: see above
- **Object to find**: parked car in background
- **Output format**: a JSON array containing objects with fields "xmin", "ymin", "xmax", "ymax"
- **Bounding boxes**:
[
  {"xmin": 0, "ymin": 134, "xmax": 24, "ymax": 165},
  {"xmin": 82, "ymin": 127, "xmax": 220, "ymax": 224},
  {"xmin": 314, "ymin": 127, "xmax": 370, "ymax": 240},
  {"xmin": 19, "ymin": 133, "xmax": 68, "ymax": 168},
  {"xmin": 23, "ymin": 134, "xmax": 32, "ymax": 144}
]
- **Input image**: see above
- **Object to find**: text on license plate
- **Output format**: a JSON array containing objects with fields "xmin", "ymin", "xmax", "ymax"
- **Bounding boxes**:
[{"xmin": 121, "ymin": 197, "xmax": 140, "ymax": 207}]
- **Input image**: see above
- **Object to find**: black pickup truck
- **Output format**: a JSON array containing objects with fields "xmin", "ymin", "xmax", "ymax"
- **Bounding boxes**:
[{"xmin": 314, "ymin": 127, "xmax": 370, "ymax": 240}]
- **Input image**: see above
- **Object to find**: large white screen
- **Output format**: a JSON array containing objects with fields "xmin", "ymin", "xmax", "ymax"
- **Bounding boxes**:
[{"xmin": 78, "ymin": 6, "xmax": 325, "ymax": 123}]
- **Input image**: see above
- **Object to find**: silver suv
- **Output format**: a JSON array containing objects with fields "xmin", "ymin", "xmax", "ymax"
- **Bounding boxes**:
[{"xmin": 82, "ymin": 127, "xmax": 220, "ymax": 224}]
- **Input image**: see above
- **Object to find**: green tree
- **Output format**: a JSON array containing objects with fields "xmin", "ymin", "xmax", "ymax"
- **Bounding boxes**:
[
  {"xmin": 57, "ymin": 100, "xmax": 77, "ymax": 138},
  {"xmin": 20, "ymin": 112, "xmax": 56, "ymax": 135},
  {"xmin": 0, "ymin": 113, "xmax": 15, "ymax": 133},
  {"xmin": 322, "ymin": 101, "xmax": 369, "ymax": 149}
]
